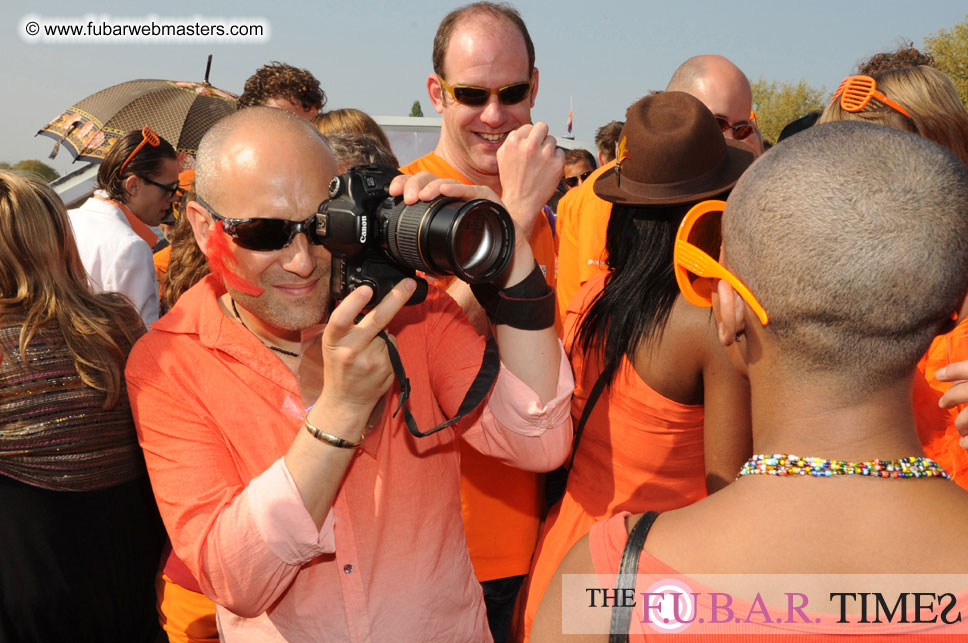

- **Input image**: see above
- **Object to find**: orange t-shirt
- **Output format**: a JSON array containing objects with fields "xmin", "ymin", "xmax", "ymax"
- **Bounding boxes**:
[
  {"xmin": 914, "ymin": 317, "xmax": 968, "ymax": 488},
  {"xmin": 554, "ymin": 161, "xmax": 614, "ymax": 323},
  {"xmin": 400, "ymin": 151, "xmax": 548, "ymax": 581}
]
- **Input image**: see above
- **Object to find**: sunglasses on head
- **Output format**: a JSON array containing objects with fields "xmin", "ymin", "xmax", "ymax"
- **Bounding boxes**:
[
  {"xmin": 563, "ymin": 170, "xmax": 593, "ymax": 188},
  {"xmin": 715, "ymin": 114, "xmax": 755, "ymax": 141},
  {"xmin": 194, "ymin": 196, "xmax": 324, "ymax": 251},
  {"xmin": 438, "ymin": 76, "xmax": 532, "ymax": 107},
  {"xmin": 830, "ymin": 75, "xmax": 911, "ymax": 119},
  {"xmin": 674, "ymin": 200, "xmax": 769, "ymax": 326},
  {"xmin": 119, "ymin": 125, "xmax": 161, "ymax": 175}
]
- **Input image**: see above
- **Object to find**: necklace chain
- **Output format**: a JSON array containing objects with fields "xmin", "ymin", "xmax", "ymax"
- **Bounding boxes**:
[
  {"xmin": 738, "ymin": 453, "xmax": 951, "ymax": 480},
  {"xmin": 231, "ymin": 299, "xmax": 300, "ymax": 358}
]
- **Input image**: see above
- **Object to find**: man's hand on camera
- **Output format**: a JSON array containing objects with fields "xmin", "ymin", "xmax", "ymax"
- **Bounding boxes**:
[
  {"xmin": 496, "ymin": 122, "xmax": 564, "ymax": 239},
  {"xmin": 315, "ymin": 279, "xmax": 416, "ymax": 425},
  {"xmin": 388, "ymin": 171, "xmax": 504, "ymax": 207}
]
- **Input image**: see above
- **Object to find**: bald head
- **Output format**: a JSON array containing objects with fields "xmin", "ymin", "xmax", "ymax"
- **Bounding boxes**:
[
  {"xmin": 724, "ymin": 121, "xmax": 968, "ymax": 393},
  {"xmin": 195, "ymin": 106, "xmax": 335, "ymax": 209},
  {"xmin": 667, "ymin": 55, "xmax": 752, "ymax": 130}
]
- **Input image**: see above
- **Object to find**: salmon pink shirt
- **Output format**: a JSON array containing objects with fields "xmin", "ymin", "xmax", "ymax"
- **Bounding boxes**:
[{"xmin": 126, "ymin": 275, "xmax": 573, "ymax": 642}]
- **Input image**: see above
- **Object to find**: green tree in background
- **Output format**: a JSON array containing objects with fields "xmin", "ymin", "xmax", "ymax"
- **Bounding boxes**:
[
  {"xmin": 8, "ymin": 160, "xmax": 60, "ymax": 183},
  {"xmin": 0, "ymin": 162, "xmax": 11, "ymax": 170},
  {"xmin": 410, "ymin": 100, "xmax": 424, "ymax": 117},
  {"xmin": 924, "ymin": 13, "xmax": 968, "ymax": 106},
  {"xmin": 751, "ymin": 78, "xmax": 827, "ymax": 145}
]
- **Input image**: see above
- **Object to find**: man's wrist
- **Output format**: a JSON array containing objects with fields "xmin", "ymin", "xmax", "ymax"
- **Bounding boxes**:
[
  {"xmin": 306, "ymin": 396, "xmax": 374, "ymax": 443},
  {"xmin": 470, "ymin": 260, "xmax": 555, "ymax": 330},
  {"xmin": 501, "ymin": 241, "xmax": 537, "ymax": 288}
]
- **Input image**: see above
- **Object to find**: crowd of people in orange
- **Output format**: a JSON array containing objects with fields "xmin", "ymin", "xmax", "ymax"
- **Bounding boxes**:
[{"xmin": 3, "ymin": 2, "xmax": 968, "ymax": 642}]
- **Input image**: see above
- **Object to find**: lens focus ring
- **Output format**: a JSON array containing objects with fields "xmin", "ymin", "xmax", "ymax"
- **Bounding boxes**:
[{"xmin": 385, "ymin": 201, "xmax": 431, "ymax": 272}]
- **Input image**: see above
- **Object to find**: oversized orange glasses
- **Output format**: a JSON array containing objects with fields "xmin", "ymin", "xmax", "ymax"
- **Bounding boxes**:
[
  {"xmin": 118, "ymin": 125, "xmax": 161, "ymax": 175},
  {"xmin": 830, "ymin": 75, "xmax": 911, "ymax": 119},
  {"xmin": 674, "ymin": 200, "xmax": 769, "ymax": 326}
]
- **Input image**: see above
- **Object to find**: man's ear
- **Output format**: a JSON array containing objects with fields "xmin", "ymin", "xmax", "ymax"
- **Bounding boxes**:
[
  {"xmin": 713, "ymin": 278, "xmax": 746, "ymax": 348},
  {"xmin": 122, "ymin": 174, "xmax": 141, "ymax": 200},
  {"xmin": 529, "ymin": 67, "xmax": 539, "ymax": 108},
  {"xmin": 939, "ymin": 289, "xmax": 968, "ymax": 335},
  {"xmin": 427, "ymin": 74, "xmax": 445, "ymax": 114},
  {"xmin": 184, "ymin": 200, "xmax": 212, "ymax": 252}
]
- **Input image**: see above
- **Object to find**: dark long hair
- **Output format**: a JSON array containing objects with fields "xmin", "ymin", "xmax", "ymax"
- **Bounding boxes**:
[{"xmin": 574, "ymin": 202, "xmax": 691, "ymax": 385}]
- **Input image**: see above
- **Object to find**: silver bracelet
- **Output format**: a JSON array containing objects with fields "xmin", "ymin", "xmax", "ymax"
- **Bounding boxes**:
[{"xmin": 304, "ymin": 417, "xmax": 362, "ymax": 449}]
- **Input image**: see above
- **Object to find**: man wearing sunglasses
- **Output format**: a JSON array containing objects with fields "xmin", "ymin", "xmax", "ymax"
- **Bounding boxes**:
[
  {"xmin": 400, "ymin": 5, "xmax": 563, "ymax": 639},
  {"xmin": 555, "ymin": 54, "xmax": 762, "ymax": 325},
  {"xmin": 125, "ymin": 106, "xmax": 572, "ymax": 642},
  {"xmin": 68, "ymin": 126, "xmax": 180, "ymax": 326},
  {"xmin": 561, "ymin": 148, "xmax": 597, "ymax": 192}
]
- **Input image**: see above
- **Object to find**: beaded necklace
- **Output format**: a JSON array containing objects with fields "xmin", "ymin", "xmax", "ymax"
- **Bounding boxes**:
[{"xmin": 738, "ymin": 454, "xmax": 951, "ymax": 480}]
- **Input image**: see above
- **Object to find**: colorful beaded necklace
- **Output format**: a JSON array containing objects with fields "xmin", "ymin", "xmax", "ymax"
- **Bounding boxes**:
[{"xmin": 738, "ymin": 454, "xmax": 951, "ymax": 480}]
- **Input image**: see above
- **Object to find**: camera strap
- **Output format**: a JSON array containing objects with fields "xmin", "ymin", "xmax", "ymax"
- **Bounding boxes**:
[{"xmin": 377, "ymin": 329, "xmax": 500, "ymax": 438}]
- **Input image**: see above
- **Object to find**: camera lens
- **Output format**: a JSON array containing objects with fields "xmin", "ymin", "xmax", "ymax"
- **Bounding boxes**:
[{"xmin": 383, "ymin": 197, "xmax": 514, "ymax": 283}]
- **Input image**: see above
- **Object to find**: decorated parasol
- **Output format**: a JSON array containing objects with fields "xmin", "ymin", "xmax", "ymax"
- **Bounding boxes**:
[{"xmin": 37, "ymin": 56, "xmax": 237, "ymax": 168}]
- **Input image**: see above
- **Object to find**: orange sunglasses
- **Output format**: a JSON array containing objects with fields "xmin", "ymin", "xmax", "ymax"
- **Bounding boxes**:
[
  {"xmin": 830, "ymin": 75, "xmax": 911, "ymax": 119},
  {"xmin": 674, "ymin": 200, "xmax": 769, "ymax": 326},
  {"xmin": 118, "ymin": 125, "xmax": 161, "ymax": 175}
]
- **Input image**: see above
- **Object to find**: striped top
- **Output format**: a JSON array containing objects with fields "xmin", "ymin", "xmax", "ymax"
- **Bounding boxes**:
[{"xmin": 0, "ymin": 316, "xmax": 146, "ymax": 491}]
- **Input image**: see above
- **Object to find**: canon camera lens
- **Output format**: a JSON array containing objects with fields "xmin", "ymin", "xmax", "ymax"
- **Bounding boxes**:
[{"xmin": 382, "ymin": 197, "xmax": 514, "ymax": 284}]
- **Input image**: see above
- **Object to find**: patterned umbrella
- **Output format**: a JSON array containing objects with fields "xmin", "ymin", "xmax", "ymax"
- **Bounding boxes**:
[{"xmin": 37, "ymin": 77, "xmax": 237, "ymax": 168}]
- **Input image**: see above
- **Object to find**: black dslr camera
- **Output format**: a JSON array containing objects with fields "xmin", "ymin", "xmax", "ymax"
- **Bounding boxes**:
[{"xmin": 316, "ymin": 165, "xmax": 515, "ymax": 306}]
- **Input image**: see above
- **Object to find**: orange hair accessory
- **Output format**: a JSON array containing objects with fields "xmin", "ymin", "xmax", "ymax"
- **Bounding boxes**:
[
  {"xmin": 830, "ymin": 75, "xmax": 911, "ymax": 119},
  {"xmin": 205, "ymin": 220, "xmax": 264, "ymax": 296},
  {"xmin": 673, "ymin": 200, "xmax": 769, "ymax": 326},
  {"xmin": 119, "ymin": 125, "xmax": 161, "ymax": 175}
]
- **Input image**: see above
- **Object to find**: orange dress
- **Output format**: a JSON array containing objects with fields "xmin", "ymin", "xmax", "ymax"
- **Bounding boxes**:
[{"xmin": 517, "ymin": 272, "xmax": 707, "ymax": 640}]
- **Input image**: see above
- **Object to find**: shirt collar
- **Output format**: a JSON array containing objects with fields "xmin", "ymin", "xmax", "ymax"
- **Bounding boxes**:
[{"xmin": 155, "ymin": 275, "xmax": 385, "ymax": 459}]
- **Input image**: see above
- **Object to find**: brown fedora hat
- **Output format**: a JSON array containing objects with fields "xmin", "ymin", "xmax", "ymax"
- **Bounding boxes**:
[{"xmin": 594, "ymin": 91, "xmax": 754, "ymax": 206}]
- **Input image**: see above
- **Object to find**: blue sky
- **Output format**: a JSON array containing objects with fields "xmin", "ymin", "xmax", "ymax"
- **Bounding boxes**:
[{"xmin": 2, "ymin": 0, "xmax": 966, "ymax": 174}]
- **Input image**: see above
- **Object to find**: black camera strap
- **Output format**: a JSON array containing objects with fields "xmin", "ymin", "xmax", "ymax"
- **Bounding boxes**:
[{"xmin": 377, "ymin": 329, "xmax": 500, "ymax": 438}]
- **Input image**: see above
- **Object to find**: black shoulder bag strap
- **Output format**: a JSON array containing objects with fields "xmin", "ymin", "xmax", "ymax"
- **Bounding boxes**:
[
  {"xmin": 608, "ymin": 511, "xmax": 660, "ymax": 643},
  {"xmin": 377, "ymin": 328, "xmax": 500, "ymax": 438},
  {"xmin": 544, "ymin": 369, "xmax": 609, "ymax": 511},
  {"xmin": 568, "ymin": 369, "xmax": 609, "ymax": 470}
]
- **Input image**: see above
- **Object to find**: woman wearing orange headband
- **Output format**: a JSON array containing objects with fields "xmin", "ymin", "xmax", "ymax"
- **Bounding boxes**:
[{"xmin": 819, "ymin": 66, "xmax": 968, "ymax": 166}]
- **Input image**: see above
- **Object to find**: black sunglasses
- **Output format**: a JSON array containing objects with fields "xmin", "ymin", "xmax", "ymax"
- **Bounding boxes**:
[
  {"xmin": 195, "ymin": 196, "xmax": 324, "ymax": 251},
  {"xmin": 438, "ymin": 76, "xmax": 532, "ymax": 107},
  {"xmin": 140, "ymin": 175, "xmax": 181, "ymax": 198},
  {"xmin": 562, "ymin": 170, "xmax": 593, "ymax": 188}
]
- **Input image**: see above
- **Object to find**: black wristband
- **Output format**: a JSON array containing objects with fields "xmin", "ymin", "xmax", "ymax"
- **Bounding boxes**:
[{"xmin": 470, "ymin": 261, "xmax": 555, "ymax": 330}]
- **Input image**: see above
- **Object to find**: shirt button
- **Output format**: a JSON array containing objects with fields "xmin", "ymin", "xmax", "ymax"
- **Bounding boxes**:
[{"xmin": 343, "ymin": 564, "xmax": 353, "ymax": 574}]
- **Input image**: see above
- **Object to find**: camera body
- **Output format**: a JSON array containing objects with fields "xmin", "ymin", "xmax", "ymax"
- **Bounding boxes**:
[{"xmin": 317, "ymin": 164, "xmax": 515, "ymax": 306}]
